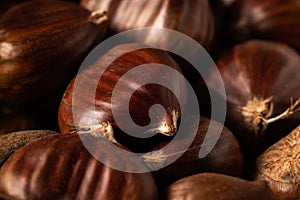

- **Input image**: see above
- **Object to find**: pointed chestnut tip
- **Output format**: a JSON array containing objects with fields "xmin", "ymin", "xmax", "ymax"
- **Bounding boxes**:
[{"xmin": 89, "ymin": 9, "xmax": 108, "ymax": 25}]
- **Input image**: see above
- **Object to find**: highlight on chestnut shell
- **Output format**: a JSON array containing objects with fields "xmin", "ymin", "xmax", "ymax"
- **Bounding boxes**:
[
  {"xmin": 58, "ymin": 43, "xmax": 186, "ymax": 149},
  {"xmin": 201, "ymin": 39, "xmax": 300, "ymax": 160},
  {"xmin": 0, "ymin": 133, "xmax": 158, "ymax": 200},
  {"xmin": 0, "ymin": 1, "xmax": 108, "ymax": 112},
  {"xmin": 80, "ymin": 0, "xmax": 215, "ymax": 50}
]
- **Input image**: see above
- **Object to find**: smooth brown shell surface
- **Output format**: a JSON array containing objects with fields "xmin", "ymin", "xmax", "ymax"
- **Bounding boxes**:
[
  {"xmin": 255, "ymin": 125, "xmax": 300, "ymax": 200},
  {"xmin": 148, "ymin": 117, "xmax": 244, "ymax": 188},
  {"xmin": 203, "ymin": 40, "xmax": 300, "ymax": 160},
  {"xmin": 0, "ymin": 1, "xmax": 108, "ymax": 111},
  {"xmin": 58, "ymin": 43, "xmax": 186, "ymax": 149},
  {"xmin": 80, "ymin": 0, "xmax": 214, "ymax": 50},
  {"xmin": 164, "ymin": 173, "xmax": 278, "ymax": 200},
  {"xmin": 0, "ymin": 133, "xmax": 158, "ymax": 200},
  {"xmin": 229, "ymin": 0, "xmax": 300, "ymax": 51}
]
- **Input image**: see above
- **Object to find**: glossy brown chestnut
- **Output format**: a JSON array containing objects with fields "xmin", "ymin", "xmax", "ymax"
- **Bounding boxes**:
[
  {"xmin": 80, "ymin": 0, "xmax": 215, "ymax": 50},
  {"xmin": 0, "ymin": 133, "xmax": 158, "ymax": 200},
  {"xmin": 229, "ymin": 0, "xmax": 300, "ymax": 51},
  {"xmin": 145, "ymin": 116, "xmax": 244, "ymax": 188},
  {"xmin": 164, "ymin": 173, "xmax": 278, "ymax": 200},
  {"xmin": 0, "ymin": 1, "xmax": 108, "ymax": 111},
  {"xmin": 201, "ymin": 40, "xmax": 300, "ymax": 161},
  {"xmin": 58, "ymin": 43, "xmax": 186, "ymax": 150},
  {"xmin": 0, "ymin": 130, "xmax": 55, "ymax": 166},
  {"xmin": 255, "ymin": 125, "xmax": 300, "ymax": 200}
]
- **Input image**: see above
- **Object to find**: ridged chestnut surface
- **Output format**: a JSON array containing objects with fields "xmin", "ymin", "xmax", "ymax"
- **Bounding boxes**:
[
  {"xmin": 145, "ymin": 117, "xmax": 244, "ymax": 188},
  {"xmin": 165, "ymin": 173, "xmax": 278, "ymax": 200},
  {"xmin": 0, "ymin": 1, "xmax": 108, "ymax": 111},
  {"xmin": 58, "ymin": 43, "xmax": 186, "ymax": 150},
  {"xmin": 0, "ymin": 130, "xmax": 55, "ymax": 166},
  {"xmin": 80, "ymin": 0, "xmax": 215, "ymax": 50},
  {"xmin": 229, "ymin": 0, "xmax": 300, "ymax": 51},
  {"xmin": 203, "ymin": 40, "xmax": 300, "ymax": 160},
  {"xmin": 0, "ymin": 134, "xmax": 158, "ymax": 200},
  {"xmin": 255, "ymin": 125, "xmax": 300, "ymax": 200}
]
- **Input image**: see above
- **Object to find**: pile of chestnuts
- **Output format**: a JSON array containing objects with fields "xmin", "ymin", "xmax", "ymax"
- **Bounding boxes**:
[{"xmin": 0, "ymin": 0, "xmax": 299, "ymax": 199}]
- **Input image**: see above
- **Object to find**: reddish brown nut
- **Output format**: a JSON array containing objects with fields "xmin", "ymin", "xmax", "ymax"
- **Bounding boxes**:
[
  {"xmin": 58, "ymin": 43, "xmax": 186, "ymax": 151},
  {"xmin": 0, "ymin": 1, "xmax": 108, "ymax": 112},
  {"xmin": 164, "ymin": 173, "xmax": 278, "ymax": 200},
  {"xmin": 145, "ymin": 117, "xmax": 244, "ymax": 188},
  {"xmin": 229, "ymin": 0, "xmax": 300, "ymax": 51},
  {"xmin": 0, "ymin": 133, "xmax": 158, "ymax": 200},
  {"xmin": 198, "ymin": 40, "xmax": 300, "ymax": 161},
  {"xmin": 80, "ymin": 0, "xmax": 215, "ymax": 50}
]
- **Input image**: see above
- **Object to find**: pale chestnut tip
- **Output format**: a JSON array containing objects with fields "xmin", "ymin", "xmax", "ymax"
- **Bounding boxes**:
[{"xmin": 89, "ymin": 9, "xmax": 108, "ymax": 25}]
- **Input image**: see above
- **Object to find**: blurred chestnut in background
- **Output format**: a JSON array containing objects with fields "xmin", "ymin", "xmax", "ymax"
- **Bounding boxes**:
[
  {"xmin": 255, "ymin": 125, "xmax": 300, "ymax": 200},
  {"xmin": 164, "ymin": 172, "xmax": 278, "ymax": 200},
  {"xmin": 0, "ymin": 1, "xmax": 108, "ymax": 112},
  {"xmin": 0, "ymin": 133, "xmax": 158, "ymax": 200},
  {"xmin": 229, "ymin": 0, "xmax": 300, "ymax": 51},
  {"xmin": 58, "ymin": 43, "xmax": 186, "ymax": 151},
  {"xmin": 80, "ymin": 0, "xmax": 215, "ymax": 50},
  {"xmin": 198, "ymin": 40, "xmax": 300, "ymax": 162},
  {"xmin": 145, "ymin": 117, "xmax": 244, "ymax": 189}
]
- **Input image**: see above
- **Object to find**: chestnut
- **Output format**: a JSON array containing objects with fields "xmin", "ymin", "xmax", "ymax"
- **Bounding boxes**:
[
  {"xmin": 255, "ymin": 124, "xmax": 300, "ymax": 200},
  {"xmin": 229, "ymin": 0, "xmax": 300, "ymax": 51},
  {"xmin": 80, "ymin": 0, "xmax": 215, "ymax": 50},
  {"xmin": 0, "ymin": 133, "xmax": 158, "ymax": 200},
  {"xmin": 58, "ymin": 43, "xmax": 186, "ymax": 151},
  {"xmin": 199, "ymin": 40, "xmax": 300, "ymax": 161},
  {"xmin": 164, "ymin": 173, "xmax": 278, "ymax": 200},
  {"xmin": 145, "ymin": 116, "xmax": 244, "ymax": 189},
  {"xmin": 0, "ymin": 130, "xmax": 55, "ymax": 166},
  {"xmin": 0, "ymin": 1, "xmax": 108, "ymax": 112}
]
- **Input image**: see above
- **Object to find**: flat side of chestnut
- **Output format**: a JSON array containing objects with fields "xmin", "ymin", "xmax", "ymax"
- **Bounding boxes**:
[
  {"xmin": 0, "ymin": 1, "xmax": 108, "ymax": 111},
  {"xmin": 80, "ymin": 0, "xmax": 215, "ymax": 50},
  {"xmin": 58, "ymin": 43, "xmax": 186, "ymax": 146},
  {"xmin": 0, "ymin": 133, "xmax": 158, "ymax": 200},
  {"xmin": 164, "ymin": 173, "xmax": 278, "ymax": 200}
]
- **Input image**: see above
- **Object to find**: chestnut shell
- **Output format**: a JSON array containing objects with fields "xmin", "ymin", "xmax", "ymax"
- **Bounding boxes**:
[
  {"xmin": 80, "ymin": 0, "xmax": 215, "ymax": 50},
  {"xmin": 202, "ymin": 40, "xmax": 300, "ymax": 161},
  {"xmin": 0, "ymin": 1, "xmax": 108, "ymax": 111},
  {"xmin": 229, "ymin": 0, "xmax": 300, "ymax": 51},
  {"xmin": 164, "ymin": 173, "xmax": 278, "ymax": 200},
  {"xmin": 58, "ymin": 43, "xmax": 186, "ymax": 150},
  {"xmin": 148, "ymin": 117, "xmax": 244, "ymax": 188},
  {"xmin": 0, "ymin": 133, "xmax": 158, "ymax": 200},
  {"xmin": 255, "ymin": 125, "xmax": 300, "ymax": 200}
]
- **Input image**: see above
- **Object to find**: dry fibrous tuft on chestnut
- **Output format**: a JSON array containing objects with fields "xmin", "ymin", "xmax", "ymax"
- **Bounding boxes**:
[{"xmin": 0, "ymin": 1, "xmax": 108, "ymax": 112}]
